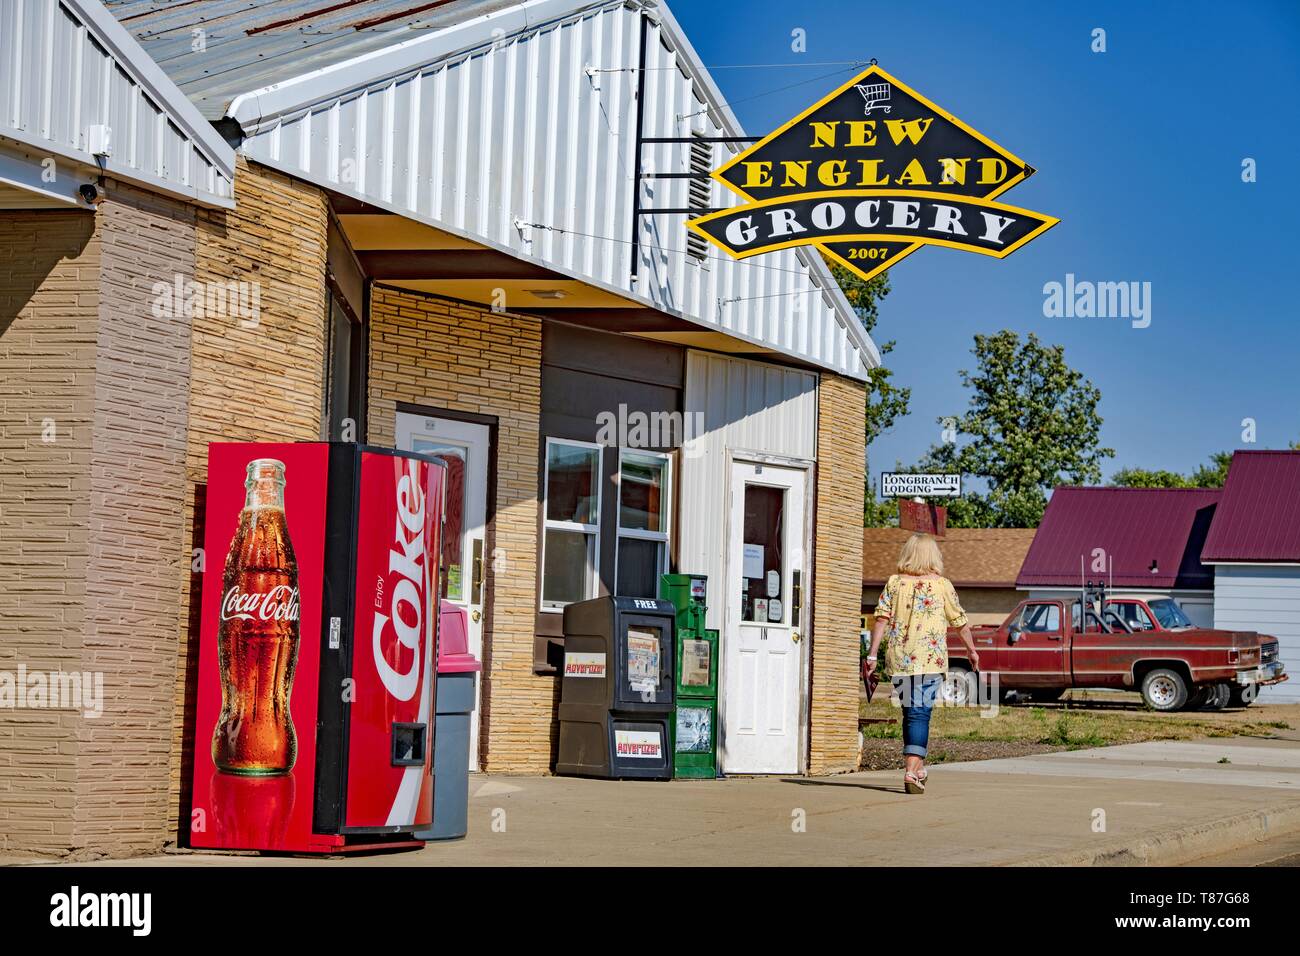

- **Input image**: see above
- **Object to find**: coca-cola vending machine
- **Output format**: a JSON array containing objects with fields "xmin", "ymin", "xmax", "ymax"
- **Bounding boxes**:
[{"xmin": 189, "ymin": 442, "xmax": 445, "ymax": 854}]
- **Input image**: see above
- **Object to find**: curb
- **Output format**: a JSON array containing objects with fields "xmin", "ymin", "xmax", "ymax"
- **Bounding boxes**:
[{"xmin": 1010, "ymin": 799, "xmax": 1300, "ymax": 867}]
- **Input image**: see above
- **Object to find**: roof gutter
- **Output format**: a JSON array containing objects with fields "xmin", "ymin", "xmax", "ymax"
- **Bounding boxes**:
[{"xmin": 227, "ymin": 0, "xmax": 590, "ymax": 131}]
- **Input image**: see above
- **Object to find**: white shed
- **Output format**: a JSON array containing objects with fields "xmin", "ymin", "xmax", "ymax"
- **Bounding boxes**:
[{"xmin": 1202, "ymin": 450, "xmax": 1300, "ymax": 703}]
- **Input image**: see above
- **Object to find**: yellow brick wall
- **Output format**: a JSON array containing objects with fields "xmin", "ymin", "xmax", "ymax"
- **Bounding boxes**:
[
  {"xmin": 809, "ymin": 373, "xmax": 867, "ymax": 774},
  {"xmin": 1, "ymin": 182, "xmax": 207, "ymax": 857},
  {"xmin": 78, "ymin": 183, "xmax": 197, "ymax": 857},
  {"xmin": 0, "ymin": 210, "xmax": 98, "ymax": 855},
  {"xmin": 366, "ymin": 286, "xmax": 548, "ymax": 772},
  {"xmin": 166, "ymin": 158, "xmax": 329, "ymax": 837}
]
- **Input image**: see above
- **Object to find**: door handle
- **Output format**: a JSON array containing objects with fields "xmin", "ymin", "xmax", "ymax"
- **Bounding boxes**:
[
  {"xmin": 1048, "ymin": 634, "xmax": 1062, "ymax": 641},
  {"xmin": 791, "ymin": 630, "xmax": 801, "ymax": 644},
  {"xmin": 471, "ymin": 539, "xmax": 484, "ymax": 605},
  {"xmin": 471, "ymin": 609, "xmax": 481, "ymax": 623}
]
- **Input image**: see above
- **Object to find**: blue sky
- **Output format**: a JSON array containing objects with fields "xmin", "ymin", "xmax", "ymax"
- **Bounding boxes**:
[{"xmin": 673, "ymin": 0, "xmax": 1300, "ymax": 484}]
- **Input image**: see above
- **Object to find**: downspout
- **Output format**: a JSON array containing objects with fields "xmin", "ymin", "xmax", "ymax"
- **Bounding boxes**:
[{"xmin": 627, "ymin": 8, "xmax": 650, "ymax": 286}]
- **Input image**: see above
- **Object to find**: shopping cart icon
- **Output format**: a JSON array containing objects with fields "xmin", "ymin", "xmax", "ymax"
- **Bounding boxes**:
[{"xmin": 855, "ymin": 82, "xmax": 892, "ymax": 116}]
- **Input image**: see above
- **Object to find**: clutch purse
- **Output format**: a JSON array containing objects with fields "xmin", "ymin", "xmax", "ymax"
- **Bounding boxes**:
[{"xmin": 860, "ymin": 657, "xmax": 881, "ymax": 702}]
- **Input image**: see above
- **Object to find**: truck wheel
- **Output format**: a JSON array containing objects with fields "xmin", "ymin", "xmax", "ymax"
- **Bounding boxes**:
[
  {"xmin": 1141, "ymin": 669, "xmax": 1188, "ymax": 711},
  {"xmin": 1228, "ymin": 683, "xmax": 1258, "ymax": 708},
  {"xmin": 941, "ymin": 666, "xmax": 974, "ymax": 707},
  {"xmin": 1029, "ymin": 688, "xmax": 1065, "ymax": 703},
  {"xmin": 1199, "ymin": 683, "xmax": 1231, "ymax": 711},
  {"xmin": 1184, "ymin": 686, "xmax": 1211, "ymax": 710}
]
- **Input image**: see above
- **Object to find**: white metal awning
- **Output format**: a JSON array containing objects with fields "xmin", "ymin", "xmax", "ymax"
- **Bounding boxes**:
[
  {"xmin": 0, "ymin": 0, "xmax": 235, "ymax": 209},
  {"xmin": 118, "ymin": 0, "xmax": 876, "ymax": 378}
]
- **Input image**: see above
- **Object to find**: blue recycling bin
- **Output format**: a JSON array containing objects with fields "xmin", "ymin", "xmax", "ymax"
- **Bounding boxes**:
[{"xmin": 416, "ymin": 601, "xmax": 480, "ymax": 841}]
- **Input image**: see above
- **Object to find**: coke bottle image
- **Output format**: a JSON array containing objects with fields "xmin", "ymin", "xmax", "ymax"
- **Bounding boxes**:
[{"xmin": 212, "ymin": 459, "xmax": 301, "ymax": 775}]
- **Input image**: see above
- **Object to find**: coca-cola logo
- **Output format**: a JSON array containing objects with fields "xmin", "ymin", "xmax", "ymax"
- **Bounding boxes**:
[
  {"xmin": 372, "ymin": 459, "xmax": 427, "ymax": 703},
  {"xmin": 220, "ymin": 584, "xmax": 300, "ymax": 623}
]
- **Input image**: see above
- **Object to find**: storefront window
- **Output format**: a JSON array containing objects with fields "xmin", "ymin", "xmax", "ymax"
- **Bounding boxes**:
[
  {"xmin": 322, "ymin": 286, "xmax": 365, "ymax": 441},
  {"xmin": 541, "ymin": 440, "xmax": 601, "ymax": 609},
  {"xmin": 410, "ymin": 442, "xmax": 466, "ymax": 602},
  {"xmin": 616, "ymin": 451, "xmax": 670, "ymax": 599},
  {"xmin": 741, "ymin": 485, "xmax": 785, "ymax": 623}
]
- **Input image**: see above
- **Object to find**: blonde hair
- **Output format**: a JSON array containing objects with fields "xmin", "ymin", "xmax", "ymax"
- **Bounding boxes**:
[{"xmin": 897, "ymin": 533, "xmax": 944, "ymax": 576}]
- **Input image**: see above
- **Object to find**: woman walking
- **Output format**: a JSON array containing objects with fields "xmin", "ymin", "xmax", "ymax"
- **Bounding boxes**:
[{"xmin": 864, "ymin": 533, "xmax": 979, "ymax": 794}]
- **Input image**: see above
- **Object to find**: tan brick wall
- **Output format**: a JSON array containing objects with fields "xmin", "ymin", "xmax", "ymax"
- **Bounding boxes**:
[
  {"xmin": 166, "ymin": 158, "xmax": 330, "ymax": 837},
  {"xmin": 809, "ymin": 373, "xmax": 867, "ymax": 774},
  {"xmin": 366, "ymin": 285, "xmax": 547, "ymax": 772},
  {"xmin": 0, "ymin": 210, "xmax": 98, "ymax": 855},
  {"xmin": 77, "ymin": 183, "xmax": 197, "ymax": 857}
]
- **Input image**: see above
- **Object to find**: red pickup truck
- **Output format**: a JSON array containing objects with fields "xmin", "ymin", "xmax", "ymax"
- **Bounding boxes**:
[{"xmin": 945, "ymin": 596, "xmax": 1287, "ymax": 711}]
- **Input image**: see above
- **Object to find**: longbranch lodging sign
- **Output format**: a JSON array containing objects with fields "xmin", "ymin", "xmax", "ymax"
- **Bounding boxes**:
[
  {"xmin": 881, "ymin": 472, "xmax": 962, "ymax": 498},
  {"xmin": 687, "ymin": 64, "xmax": 1058, "ymax": 281}
]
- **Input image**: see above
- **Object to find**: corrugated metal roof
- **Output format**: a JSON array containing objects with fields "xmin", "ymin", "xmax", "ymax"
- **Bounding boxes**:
[
  {"xmin": 105, "ymin": 0, "xmax": 877, "ymax": 378},
  {"xmin": 1202, "ymin": 451, "xmax": 1300, "ymax": 563},
  {"xmin": 105, "ymin": 0, "xmax": 525, "ymax": 119},
  {"xmin": 1017, "ymin": 487, "xmax": 1220, "ymax": 590},
  {"xmin": 0, "ymin": 0, "xmax": 234, "ymax": 207},
  {"xmin": 863, "ymin": 527, "xmax": 1037, "ymax": 588}
]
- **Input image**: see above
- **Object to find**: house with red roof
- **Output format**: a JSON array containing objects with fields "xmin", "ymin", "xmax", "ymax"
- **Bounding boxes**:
[
  {"xmin": 1016, "ymin": 486, "xmax": 1221, "ymax": 627},
  {"xmin": 1201, "ymin": 451, "xmax": 1300, "ymax": 701}
]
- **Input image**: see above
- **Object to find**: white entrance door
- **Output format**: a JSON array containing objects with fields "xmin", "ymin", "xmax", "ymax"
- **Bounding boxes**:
[
  {"xmin": 395, "ymin": 412, "xmax": 490, "ymax": 770},
  {"xmin": 723, "ymin": 460, "xmax": 807, "ymax": 774}
]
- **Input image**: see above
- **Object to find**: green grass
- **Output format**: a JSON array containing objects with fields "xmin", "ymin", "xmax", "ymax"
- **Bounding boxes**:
[
  {"xmin": 1036, "ymin": 712, "xmax": 1108, "ymax": 749},
  {"xmin": 860, "ymin": 692, "xmax": 1294, "ymax": 751}
]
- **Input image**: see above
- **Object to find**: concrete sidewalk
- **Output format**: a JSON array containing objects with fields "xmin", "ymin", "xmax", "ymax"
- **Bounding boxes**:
[{"xmin": 30, "ymin": 736, "xmax": 1300, "ymax": 867}]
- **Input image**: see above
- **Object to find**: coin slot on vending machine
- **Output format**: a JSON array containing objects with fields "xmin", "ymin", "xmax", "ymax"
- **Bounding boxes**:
[{"xmin": 391, "ymin": 723, "xmax": 427, "ymax": 766}]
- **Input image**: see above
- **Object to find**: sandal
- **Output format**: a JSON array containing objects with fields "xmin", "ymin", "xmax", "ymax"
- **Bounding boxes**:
[{"xmin": 904, "ymin": 770, "xmax": 926, "ymax": 794}]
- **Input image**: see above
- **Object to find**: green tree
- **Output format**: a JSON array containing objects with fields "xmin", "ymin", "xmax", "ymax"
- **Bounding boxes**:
[
  {"xmin": 1108, "ymin": 467, "xmax": 1194, "ymax": 488},
  {"xmin": 920, "ymin": 330, "xmax": 1113, "ymax": 527},
  {"xmin": 826, "ymin": 261, "xmax": 911, "ymax": 528},
  {"xmin": 1189, "ymin": 451, "xmax": 1233, "ymax": 487},
  {"xmin": 863, "ymin": 477, "xmax": 899, "ymax": 526},
  {"xmin": 1111, "ymin": 451, "xmax": 1233, "ymax": 488},
  {"xmin": 826, "ymin": 262, "xmax": 911, "ymax": 448}
]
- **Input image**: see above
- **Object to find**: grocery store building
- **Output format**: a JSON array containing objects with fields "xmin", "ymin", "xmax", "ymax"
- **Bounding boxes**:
[{"xmin": 0, "ymin": 0, "xmax": 876, "ymax": 857}]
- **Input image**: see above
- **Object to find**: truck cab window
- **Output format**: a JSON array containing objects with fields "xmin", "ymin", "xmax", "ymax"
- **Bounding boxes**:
[
  {"xmin": 1147, "ymin": 599, "xmax": 1193, "ymax": 630},
  {"xmin": 1101, "ymin": 608, "xmax": 1133, "ymax": 634},
  {"xmin": 1108, "ymin": 601, "xmax": 1155, "ymax": 631},
  {"xmin": 1071, "ymin": 604, "xmax": 1110, "ymax": 634},
  {"xmin": 1021, "ymin": 603, "xmax": 1060, "ymax": 633}
]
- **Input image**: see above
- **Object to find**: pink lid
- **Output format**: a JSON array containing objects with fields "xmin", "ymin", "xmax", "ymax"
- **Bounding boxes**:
[{"xmin": 437, "ymin": 600, "xmax": 481, "ymax": 673}]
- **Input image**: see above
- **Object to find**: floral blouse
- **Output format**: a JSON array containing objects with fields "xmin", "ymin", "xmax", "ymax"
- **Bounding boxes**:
[{"xmin": 874, "ymin": 574, "xmax": 969, "ymax": 676}]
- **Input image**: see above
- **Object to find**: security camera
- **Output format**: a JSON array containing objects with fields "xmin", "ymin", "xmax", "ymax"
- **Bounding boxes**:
[{"xmin": 79, "ymin": 183, "xmax": 103, "ymax": 206}]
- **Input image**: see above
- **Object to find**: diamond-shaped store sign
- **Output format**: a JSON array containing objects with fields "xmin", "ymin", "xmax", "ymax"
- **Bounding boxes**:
[{"xmin": 687, "ymin": 64, "xmax": 1058, "ymax": 281}]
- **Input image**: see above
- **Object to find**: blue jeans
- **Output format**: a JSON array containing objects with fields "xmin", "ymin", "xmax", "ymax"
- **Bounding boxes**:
[{"xmin": 893, "ymin": 674, "xmax": 942, "ymax": 758}]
